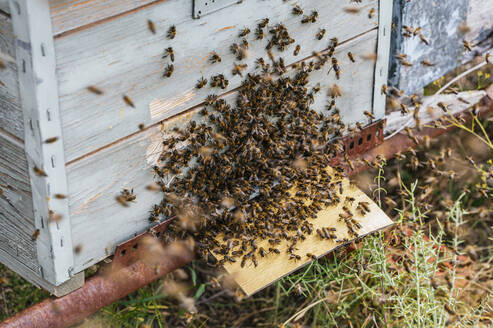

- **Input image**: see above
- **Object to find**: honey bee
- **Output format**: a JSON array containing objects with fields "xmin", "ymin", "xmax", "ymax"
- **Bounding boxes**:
[
  {"xmin": 239, "ymin": 27, "xmax": 250, "ymax": 37},
  {"xmin": 209, "ymin": 52, "xmax": 221, "ymax": 64},
  {"xmin": 421, "ymin": 60, "xmax": 434, "ymax": 66},
  {"xmin": 87, "ymin": 85, "xmax": 103, "ymax": 95},
  {"xmin": 293, "ymin": 44, "xmax": 300, "ymax": 56},
  {"xmin": 381, "ymin": 84, "xmax": 388, "ymax": 95},
  {"xmin": 196, "ymin": 77, "xmax": 207, "ymax": 89},
  {"xmin": 292, "ymin": 5, "xmax": 303, "ymax": 16},
  {"xmin": 147, "ymin": 20, "xmax": 156, "ymax": 34},
  {"xmin": 44, "ymin": 137, "xmax": 59, "ymax": 144},
  {"xmin": 255, "ymin": 27, "xmax": 264, "ymax": 40},
  {"xmin": 167, "ymin": 25, "xmax": 176, "ymax": 39},
  {"xmin": 344, "ymin": 7, "xmax": 360, "ymax": 14},
  {"xmin": 162, "ymin": 47, "xmax": 175, "ymax": 62},
  {"xmin": 163, "ymin": 64, "xmax": 174, "ymax": 78},
  {"xmin": 419, "ymin": 34, "xmax": 429, "ymax": 45},
  {"xmin": 331, "ymin": 57, "xmax": 341, "ymax": 79},
  {"xmin": 316, "ymin": 28, "xmax": 326, "ymax": 40},
  {"xmin": 138, "ymin": 123, "xmax": 145, "ymax": 130},
  {"xmin": 463, "ymin": 40, "xmax": 472, "ymax": 51},
  {"xmin": 0, "ymin": 59, "xmax": 5, "ymax": 70},
  {"xmin": 123, "ymin": 95, "xmax": 135, "ymax": 108},
  {"xmin": 363, "ymin": 110, "xmax": 375, "ymax": 120},
  {"xmin": 74, "ymin": 245, "xmax": 83, "ymax": 255},
  {"xmin": 485, "ymin": 53, "xmax": 491, "ymax": 64},
  {"xmin": 33, "ymin": 166, "xmax": 48, "ymax": 177},
  {"xmin": 258, "ymin": 18, "xmax": 269, "ymax": 28},
  {"xmin": 368, "ymin": 8, "xmax": 376, "ymax": 19},
  {"xmin": 232, "ymin": 63, "xmax": 248, "ymax": 77},
  {"xmin": 31, "ymin": 229, "xmax": 40, "ymax": 241},
  {"xmin": 348, "ymin": 52, "xmax": 356, "ymax": 63},
  {"xmin": 54, "ymin": 194, "xmax": 67, "ymax": 199}
]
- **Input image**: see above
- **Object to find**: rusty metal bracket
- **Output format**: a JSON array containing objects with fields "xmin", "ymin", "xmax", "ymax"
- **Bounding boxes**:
[
  {"xmin": 330, "ymin": 119, "xmax": 386, "ymax": 165},
  {"xmin": 112, "ymin": 218, "xmax": 175, "ymax": 269}
]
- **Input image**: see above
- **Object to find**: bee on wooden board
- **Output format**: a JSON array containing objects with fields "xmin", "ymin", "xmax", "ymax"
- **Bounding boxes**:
[
  {"xmin": 33, "ymin": 166, "xmax": 47, "ymax": 177},
  {"xmin": 347, "ymin": 52, "xmax": 356, "ymax": 63},
  {"xmin": 239, "ymin": 27, "xmax": 250, "ymax": 37},
  {"xmin": 31, "ymin": 229, "xmax": 40, "ymax": 241},
  {"xmin": 163, "ymin": 64, "xmax": 174, "ymax": 78},
  {"xmin": 162, "ymin": 47, "xmax": 175, "ymax": 62},
  {"xmin": 167, "ymin": 25, "xmax": 176, "ymax": 39},
  {"xmin": 44, "ymin": 137, "xmax": 59, "ymax": 144},
  {"xmin": 316, "ymin": 28, "xmax": 326, "ymax": 40},
  {"xmin": 196, "ymin": 77, "xmax": 207, "ymax": 89},
  {"xmin": 209, "ymin": 52, "xmax": 221, "ymax": 64},
  {"xmin": 292, "ymin": 5, "xmax": 303, "ymax": 16},
  {"xmin": 293, "ymin": 44, "xmax": 301, "ymax": 56}
]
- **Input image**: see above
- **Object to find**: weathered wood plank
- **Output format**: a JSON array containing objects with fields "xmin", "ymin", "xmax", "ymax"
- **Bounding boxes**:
[
  {"xmin": 49, "ymin": 0, "xmax": 156, "ymax": 36},
  {"xmin": 384, "ymin": 90, "xmax": 486, "ymax": 135},
  {"xmin": 0, "ymin": 13, "xmax": 23, "ymax": 140},
  {"xmin": 66, "ymin": 31, "xmax": 379, "ymax": 273},
  {"xmin": 54, "ymin": 0, "xmax": 379, "ymax": 162},
  {"xmin": 223, "ymin": 177, "xmax": 393, "ymax": 296},
  {"xmin": 389, "ymin": 0, "xmax": 493, "ymax": 94},
  {"xmin": 10, "ymin": 0, "xmax": 77, "ymax": 288}
]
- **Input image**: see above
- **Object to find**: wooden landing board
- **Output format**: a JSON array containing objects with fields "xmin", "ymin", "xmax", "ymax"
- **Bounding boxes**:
[{"xmin": 221, "ymin": 179, "xmax": 394, "ymax": 296}]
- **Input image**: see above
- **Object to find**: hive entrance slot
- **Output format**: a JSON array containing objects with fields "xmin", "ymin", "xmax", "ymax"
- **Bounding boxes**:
[{"xmin": 193, "ymin": 0, "xmax": 243, "ymax": 19}]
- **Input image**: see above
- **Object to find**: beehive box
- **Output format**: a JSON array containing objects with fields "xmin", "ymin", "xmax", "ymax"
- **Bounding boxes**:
[{"xmin": 0, "ymin": 0, "xmax": 392, "ymax": 295}]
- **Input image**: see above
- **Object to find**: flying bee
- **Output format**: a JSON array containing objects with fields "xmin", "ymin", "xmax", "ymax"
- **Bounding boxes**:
[
  {"xmin": 209, "ymin": 51, "xmax": 221, "ymax": 64},
  {"xmin": 401, "ymin": 60, "xmax": 413, "ymax": 67},
  {"xmin": 293, "ymin": 44, "xmax": 301, "ymax": 56},
  {"xmin": 167, "ymin": 25, "xmax": 176, "ymax": 39},
  {"xmin": 421, "ymin": 60, "xmax": 434, "ymax": 66},
  {"xmin": 363, "ymin": 110, "xmax": 375, "ymax": 120},
  {"xmin": 123, "ymin": 95, "xmax": 135, "ymax": 108},
  {"xmin": 348, "ymin": 52, "xmax": 356, "ymax": 63},
  {"xmin": 316, "ymin": 28, "xmax": 326, "ymax": 40},
  {"xmin": 196, "ymin": 77, "xmax": 207, "ymax": 89},
  {"xmin": 419, "ymin": 34, "xmax": 429, "ymax": 45},
  {"xmin": 463, "ymin": 40, "xmax": 472, "ymax": 51},
  {"xmin": 292, "ymin": 5, "xmax": 303, "ymax": 15},
  {"xmin": 344, "ymin": 7, "xmax": 360, "ymax": 14},
  {"xmin": 368, "ymin": 8, "xmax": 376, "ymax": 19},
  {"xmin": 163, "ymin": 64, "xmax": 174, "ymax": 78},
  {"xmin": 31, "ymin": 229, "xmax": 40, "ymax": 241},
  {"xmin": 162, "ymin": 47, "xmax": 175, "ymax": 62},
  {"xmin": 239, "ymin": 27, "xmax": 250, "ymax": 37},
  {"xmin": 44, "ymin": 137, "xmax": 59, "ymax": 144},
  {"xmin": 437, "ymin": 102, "xmax": 448, "ymax": 112},
  {"xmin": 147, "ymin": 20, "xmax": 156, "ymax": 34},
  {"xmin": 87, "ymin": 85, "xmax": 103, "ymax": 95},
  {"xmin": 33, "ymin": 166, "xmax": 48, "ymax": 177},
  {"xmin": 54, "ymin": 194, "xmax": 67, "ymax": 199}
]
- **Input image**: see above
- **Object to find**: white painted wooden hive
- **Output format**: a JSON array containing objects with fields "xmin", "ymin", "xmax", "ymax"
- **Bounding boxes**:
[{"xmin": 0, "ymin": 0, "xmax": 392, "ymax": 295}]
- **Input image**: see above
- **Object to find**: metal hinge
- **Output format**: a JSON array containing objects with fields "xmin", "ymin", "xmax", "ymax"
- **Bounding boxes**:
[{"xmin": 193, "ymin": 0, "xmax": 243, "ymax": 19}]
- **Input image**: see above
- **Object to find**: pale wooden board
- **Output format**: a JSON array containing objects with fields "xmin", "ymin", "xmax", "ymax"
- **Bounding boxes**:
[
  {"xmin": 65, "ymin": 31, "xmax": 380, "ymax": 273},
  {"xmin": 53, "ymin": 0, "xmax": 379, "ymax": 162},
  {"xmin": 385, "ymin": 90, "xmax": 486, "ymax": 135},
  {"xmin": 0, "ymin": 12, "xmax": 24, "ymax": 140},
  {"xmin": 49, "ymin": 0, "xmax": 156, "ymax": 36},
  {"xmin": 10, "ymin": 0, "xmax": 77, "ymax": 288},
  {"xmin": 221, "ymin": 178, "xmax": 394, "ymax": 296},
  {"xmin": 466, "ymin": 0, "xmax": 493, "ymax": 43}
]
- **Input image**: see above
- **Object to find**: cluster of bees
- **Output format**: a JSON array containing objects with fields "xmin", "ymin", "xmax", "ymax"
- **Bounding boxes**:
[{"xmin": 139, "ymin": 4, "xmax": 383, "ymax": 268}]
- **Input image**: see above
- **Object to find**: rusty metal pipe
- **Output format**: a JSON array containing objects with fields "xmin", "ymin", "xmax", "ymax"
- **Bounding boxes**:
[
  {"xmin": 0, "ymin": 252, "xmax": 193, "ymax": 328},
  {"xmin": 1, "ymin": 93, "xmax": 492, "ymax": 328}
]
